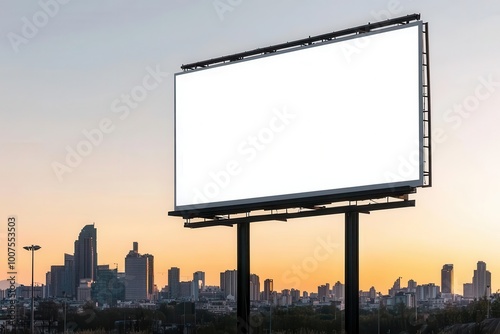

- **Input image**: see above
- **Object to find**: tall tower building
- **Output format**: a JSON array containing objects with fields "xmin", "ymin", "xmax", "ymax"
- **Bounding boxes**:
[
  {"xmin": 473, "ymin": 261, "xmax": 491, "ymax": 298},
  {"xmin": 145, "ymin": 254, "xmax": 154, "ymax": 297},
  {"xmin": 264, "ymin": 279, "xmax": 273, "ymax": 302},
  {"xmin": 441, "ymin": 264, "xmax": 454, "ymax": 294},
  {"xmin": 124, "ymin": 242, "xmax": 154, "ymax": 301},
  {"xmin": 220, "ymin": 270, "xmax": 237, "ymax": 300},
  {"xmin": 168, "ymin": 267, "xmax": 180, "ymax": 299},
  {"xmin": 74, "ymin": 224, "xmax": 97, "ymax": 290},
  {"xmin": 250, "ymin": 274, "xmax": 260, "ymax": 301},
  {"xmin": 64, "ymin": 253, "xmax": 75, "ymax": 297},
  {"xmin": 193, "ymin": 271, "xmax": 206, "ymax": 291},
  {"xmin": 333, "ymin": 281, "xmax": 344, "ymax": 301}
]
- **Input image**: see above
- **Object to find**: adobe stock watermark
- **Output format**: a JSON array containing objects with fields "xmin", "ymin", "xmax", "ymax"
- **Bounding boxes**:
[
  {"xmin": 341, "ymin": 0, "xmax": 405, "ymax": 63},
  {"xmin": 213, "ymin": 0, "xmax": 243, "ymax": 21},
  {"xmin": 384, "ymin": 74, "xmax": 500, "ymax": 185},
  {"xmin": 190, "ymin": 106, "xmax": 295, "ymax": 207},
  {"xmin": 281, "ymin": 235, "xmax": 339, "ymax": 289},
  {"xmin": 51, "ymin": 65, "xmax": 169, "ymax": 182},
  {"xmin": 7, "ymin": 0, "xmax": 72, "ymax": 54}
]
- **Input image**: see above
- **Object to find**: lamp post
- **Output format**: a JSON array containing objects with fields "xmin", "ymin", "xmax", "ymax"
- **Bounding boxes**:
[{"xmin": 23, "ymin": 245, "xmax": 41, "ymax": 334}]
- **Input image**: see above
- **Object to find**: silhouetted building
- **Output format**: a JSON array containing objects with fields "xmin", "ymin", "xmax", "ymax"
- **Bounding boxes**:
[
  {"xmin": 45, "ymin": 271, "xmax": 51, "ymax": 297},
  {"xmin": 318, "ymin": 283, "xmax": 330, "ymax": 302},
  {"xmin": 463, "ymin": 283, "xmax": 474, "ymax": 299},
  {"xmin": 264, "ymin": 279, "xmax": 273, "ymax": 302},
  {"xmin": 291, "ymin": 288, "xmax": 301, "ymax": 303},
  {"xmin": 50, "ymin": 265, "xmax": 65, "ymax": 297},
  {"xmin": 193, "ymin": 271, "xmax": 205, "ymax": 291},
  {"xmin": 333, "ymin": 281, "xmax": 344, "ymax": 301},
  {"xmin": 250, "ymin": 274, "xmax": 260, "ymax": 301},
  {"xmin": 74, "ymin": 224, "xmax": 97, "ymax": 291},
  {"xmin": 416, "ymin": 283, "xmax": 439, "ymax": 301},
  {"xmin": 389, "ymin": 277, "xmax": 402, "ymax": 296},
  {"xmin": 145, "ymin": 254, "xmax": 154, "ymax": 298},
  {"xmin": 179, "ymin": 281, "xmax": 193, "ymax": 299},
  {"xmin": 77, "ymin": 279, "xmax": 92, "ymax": 301},
  {"xmin": 168, "ymin": 267, "xmax": 180, "ymax": 299},
  {"xmin": 441, "ymin": 264, "xmax": 454, "ymax": 294},
  {"xmin": 125, "ymin": 243, "xmax": 154, "ymax": 301},
  {"xmin": 408, "ymin": 279, "xmax": 417, "ymax": 293},
  {"xmin": 91, "ymin": 266, "xmax": 125, "ymax": 306},
  {"xmin": 64, "ymin": 253, "xmax": 75, "ymax": 297},
  {"xmin": 220, "ymin": 270, "xmax": 237, "ymax": 300},
  {"xmin": 473, "ymin": 261, "xmax": 491, "ymax": 299}
]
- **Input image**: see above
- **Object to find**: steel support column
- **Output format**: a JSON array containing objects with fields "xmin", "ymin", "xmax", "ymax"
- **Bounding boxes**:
[
  {"xmin": 345, "ymin": 211, "xmax": 359, "ymax": 333},
  {"xmin": 237, "ymin": 222, "xmax": 250, "ymax": 334}
]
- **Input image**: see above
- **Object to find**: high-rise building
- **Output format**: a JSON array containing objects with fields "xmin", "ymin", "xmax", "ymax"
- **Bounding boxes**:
[
  {"xmin": 64, "ymin": 253, "xmax": 75, "ymax": 297},
  {"xmin": 193, "ymin": 271, "xmax": 205, "ymax": 290},
  {"xmin": 407, "ymin": 279, "xmax": 417, "ymax": 293},
  {"xmin": 264, "ymin": 279, "xmax": 273, "ymax": 302},
  {"xmin": 145, "ymin": 254, "xmax": 154, "ymax": 297},
  {"xmin": 290, "ymin": 288, "xmax": 301, "ymax": 303},
  {"xmin": 250, "ymin": 274, "xmax": 260, "ymax": 301},
  {"xmin": 389, "ymin": 277, "xmax": 402, "ymax": 296},
  {"xmin": 124, "ymin": 243, "xmax": 154, "ymax": 301},
  {"xmin": 168, "ymin": 267, "xmax": 180, "ymax": 299},
  {"xmin": 74, "ymin": 224, "xmax": 97, "ymax": 290},
  {"xmin": 45, "ymin": 272, "xmax": 51, "ymax": 298},
  {"xmin": 441, "ymin": 264, "xmax": 454, "ymax": 294},
  {"xmin": 91, "ymin": 267, "xmax": 125, "ymax": 306},
  {"xmin": 179, "ymin": 281, "xmax": 192, "ymax": 299},
  {"xmin": 333, "ymin": 281, "xmax": 344, "ymax": 301},
  {"xmin": 220, "ymin": 270, "xmax": 237, "ymax": 300},
  {"xmin": 416, "ymin": 283, "xmax": 439, "ymax": 301},
  {"xmin": 318, "ymin": 284, "xmax": 330, "ymax": 302},
  {"xmin": 50, "ymin": 265, "xmax": 65, "ymax": 297},
  {"xmin": 463, "ymin": 283, "xmax": 474, "ymax": 299},
  {"xmin": 473, "ymin": 261, "xmax": 491, "ymax": 299}
]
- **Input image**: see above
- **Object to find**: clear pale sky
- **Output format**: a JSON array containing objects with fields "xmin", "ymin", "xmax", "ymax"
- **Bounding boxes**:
[{"xmin": 1, "ymin": 1, "xmax": 500, "ymax": 296}]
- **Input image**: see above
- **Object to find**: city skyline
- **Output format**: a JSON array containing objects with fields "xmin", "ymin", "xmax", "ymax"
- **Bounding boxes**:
[
  {"xmin": 17, "ymin": 223, "xmax": 496, "ymax": 299},
  {"xmin": 2, "ymin": 2, "xmax": 500, "ymax": 298}
]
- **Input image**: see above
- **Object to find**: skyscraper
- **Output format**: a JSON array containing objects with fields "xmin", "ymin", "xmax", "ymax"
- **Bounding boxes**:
[
  {"xmin": 333, "ymin": 281, "xmax": 344, "ymax": 301},
  {"xmin": 64, "ymin": 253, "xmax": 75, "ymax": 297},
  {"xmin": 193, "ymin": 271, "xmax": 205, "ymax": 291},
  {"xmin": 441, "ymin": 264, "xmax": 454, "ymax": 294},
  {"xmin": 168, "ymin": 267, "xmax": 180, "ymax": 299},
  {"xmin": 473, "ymin": 261, "xmax": 491, "ymax": 299},
  {"xmin": 145, "ymin": 254, "xmax": 154, "ymax": 297},
  {"xmin": 124, "ymin": 242, "xmax": 154, "ymax": 301},
  {"xmin": 74, "ymin": 224, "xmax": 97, "ymax": 290},
  {"xmin": 250, "ymin": 274, "xmax": 260, "ymax": 301},
  {"xmin": 220, "ymin": 270, "xmax": 237, "ymax": 300},
  {"xmin": 264, "ymin": 279, "xmax": 273, "ymax": 302},
  {"xmin": 50, "ymin": 265, "xmax": 65, "ymax": 297}
]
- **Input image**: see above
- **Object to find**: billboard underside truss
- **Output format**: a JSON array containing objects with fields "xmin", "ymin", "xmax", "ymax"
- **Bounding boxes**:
[{"xmin": 183, "ymin": 196, "xmax": 416, "ymax": 227}]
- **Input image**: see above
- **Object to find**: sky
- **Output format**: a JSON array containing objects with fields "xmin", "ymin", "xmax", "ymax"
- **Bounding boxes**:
[{"xmin": 1, "ymin": 0, "xmax": 500, "ymax": 296}]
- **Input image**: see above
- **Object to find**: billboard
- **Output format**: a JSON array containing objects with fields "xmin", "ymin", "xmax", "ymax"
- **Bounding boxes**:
[{"xmin": 173, "ymin": 21, "xmax": 424, "ymax": 216}]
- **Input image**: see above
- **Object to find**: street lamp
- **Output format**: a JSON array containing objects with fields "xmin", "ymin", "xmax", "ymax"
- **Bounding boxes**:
[{"xmin": 23, "ymin": 245, "xmax": 41, "ymax": 334}]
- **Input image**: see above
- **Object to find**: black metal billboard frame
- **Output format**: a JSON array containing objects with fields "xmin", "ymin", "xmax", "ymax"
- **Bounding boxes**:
[{"xmin": 181, "ymin": 13, "xmax": 421, "ymax": 71}]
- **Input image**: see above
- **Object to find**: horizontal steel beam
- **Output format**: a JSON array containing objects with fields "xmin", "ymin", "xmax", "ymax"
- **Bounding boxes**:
[{"xmin": 184, "ymin": 200, "xmax": 415, "ymax": 229}]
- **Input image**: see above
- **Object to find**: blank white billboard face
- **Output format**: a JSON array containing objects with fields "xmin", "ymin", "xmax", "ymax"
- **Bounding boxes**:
[{"xmin": 174, "ymin": 22, "xmax": 423, "ymax": 213}]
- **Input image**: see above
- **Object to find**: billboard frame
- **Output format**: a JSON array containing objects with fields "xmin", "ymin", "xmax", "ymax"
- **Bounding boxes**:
[{"xmin": 170, "ymin": 14, "xmax": 431, "ymax": 220}]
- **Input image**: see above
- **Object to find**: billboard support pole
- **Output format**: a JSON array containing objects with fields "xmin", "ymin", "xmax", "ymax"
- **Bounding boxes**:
[
  {"xmin": 237, "ymin": 221, "xmax": 251, "ymax": 334},
  {"xmin": 345, "ymin": 211, "xmax": 359, "ymax": 334}
]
